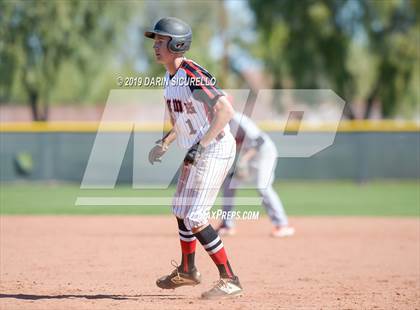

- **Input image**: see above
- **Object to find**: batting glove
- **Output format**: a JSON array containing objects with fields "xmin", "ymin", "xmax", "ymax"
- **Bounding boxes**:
[
  {"xmin": 148, "ymin": 139, "xmax": 169, "ymax": 165},
  {"xmin": 184, "ymin": 142, "xmax": 205, "ymax": 165}
]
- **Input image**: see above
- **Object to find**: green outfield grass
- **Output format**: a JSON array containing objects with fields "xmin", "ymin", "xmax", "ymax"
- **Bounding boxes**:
[{"xmin": 0, "ymin": 181, "xmax": 418, "ymax": 216}]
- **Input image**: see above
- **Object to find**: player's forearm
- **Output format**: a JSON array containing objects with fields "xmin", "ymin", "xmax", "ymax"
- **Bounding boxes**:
[
  {"xmin": 161, "ymin": 129, "xmax": 177, "ymax": 147},
  {"xmin": 240, "ymin": 148, "xmax": 257, "ymax": 163},
  {"xmin": 200, "ymin": 96, "xmax": 234, "ymax": 147}
]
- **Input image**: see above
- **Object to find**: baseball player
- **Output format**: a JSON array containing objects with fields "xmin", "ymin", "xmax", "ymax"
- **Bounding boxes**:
[
  {"xmin": 145, "ymin": 17, "xmax": 243, "ymax": 299},
  {"xmin": 218, "ymin": 112, "xmax": 295, "ymax": 237}
]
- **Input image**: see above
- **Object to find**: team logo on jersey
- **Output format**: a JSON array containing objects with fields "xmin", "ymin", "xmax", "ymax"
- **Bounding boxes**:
[
  {"xmin": 166, "ymin": 98, "xmax": 197, "ymax": 114},
  {"xmin": 184, "ymin": 101, "xmax": 196, "ymax": 114},
  {"xmin": 173, "ymin": 99, "xmax": 183, "ymax": 112}
]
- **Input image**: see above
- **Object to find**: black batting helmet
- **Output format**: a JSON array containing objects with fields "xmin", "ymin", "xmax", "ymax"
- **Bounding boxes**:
[{"xmin": 144, "ymin": 17, "xmax": 192, "ymax": 53}]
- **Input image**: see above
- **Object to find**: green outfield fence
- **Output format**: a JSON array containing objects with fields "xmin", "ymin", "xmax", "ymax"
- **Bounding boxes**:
[{"xmin": 0, "ymin": 121, "xmax": 419, "ymax": 182}]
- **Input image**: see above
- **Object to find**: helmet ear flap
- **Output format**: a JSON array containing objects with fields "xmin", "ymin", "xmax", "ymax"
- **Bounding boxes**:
[
  {"xmin": 168, "ymin": 39, "xmax": 185, "ymax": 53},
  {"xmin": 168, "ymin": 39, "xmax": 175, "ymax": 53},
  {"xmin": 167, "ymin": 37, "xmax": 173, "ymax": 52}
]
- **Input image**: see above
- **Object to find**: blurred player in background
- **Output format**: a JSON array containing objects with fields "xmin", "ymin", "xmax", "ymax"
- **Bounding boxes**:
[
  {"xmin": 145, "ymin": 17, "xmax": 243, "ymax": 299},
  {"xmin": 217, "ymin": 112, "xmax": 295, "ymax": 238}
]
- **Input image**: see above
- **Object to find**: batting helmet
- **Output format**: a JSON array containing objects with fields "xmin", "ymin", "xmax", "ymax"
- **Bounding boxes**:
[{"xmin": 144, "ymin": 17, "xmax": 192, "ymax": 53}]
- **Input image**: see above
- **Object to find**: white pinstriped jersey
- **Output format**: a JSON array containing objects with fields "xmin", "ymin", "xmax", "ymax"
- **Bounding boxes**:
[
  {"xmin": 160, "ymin": 59, "xmax": 236, "ymax": 229},
  {"xmin": 164, "ymin": 58, "xmax": 230, "ymax": 149}
]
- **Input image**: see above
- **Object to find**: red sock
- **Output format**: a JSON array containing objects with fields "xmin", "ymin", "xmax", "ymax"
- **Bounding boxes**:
[
  {"xmin": 210, "ymin": 247, "xmax": 233, "ymax": 278},
  {"xmin": 194, "ymin": 224, "xmax": 235, "ymax": 278},
  {"xmin": 180, "ymin": 239, "xmax": 196, "ymax": 272},
  {"xmin": 177, "ymin": 218, "xmax": 196, "ymax": 273}
]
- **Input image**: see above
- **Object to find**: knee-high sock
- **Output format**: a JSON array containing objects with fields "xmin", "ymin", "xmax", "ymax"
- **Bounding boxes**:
[
  {"xmin": 177, "ymin": 218, "xmax": 196, "ymax": 273},
  {"xmin": 194, "ymin": 224, "xmax": 235, "ymax": 278}
]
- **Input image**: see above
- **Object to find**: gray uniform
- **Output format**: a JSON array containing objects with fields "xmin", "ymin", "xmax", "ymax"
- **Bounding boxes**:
[{"xmin": 222, "ymin": 113, "xmax": 289, "ymax": 228}]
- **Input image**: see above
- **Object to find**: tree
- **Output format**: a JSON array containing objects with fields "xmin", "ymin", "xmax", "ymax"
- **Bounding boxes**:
[
  {"xmin": 360, "ymin": 0, "xmax": 419, "ymax": 117},
  {"xmin": 248, "ymin": 0, "xmax": 356, "ymax": 117},
  {"xmin": 0, "ymin": 0, "xmax": 129, "ymax": 120},
  {"xmin": 247, "ymin": 0, "xmax": 419, "ymax": 118}
]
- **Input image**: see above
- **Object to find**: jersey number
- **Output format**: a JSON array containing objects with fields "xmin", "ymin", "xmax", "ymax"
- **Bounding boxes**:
[{"xmin": 186, "ymin": 119, "xmax": 197, "ymax": 135}]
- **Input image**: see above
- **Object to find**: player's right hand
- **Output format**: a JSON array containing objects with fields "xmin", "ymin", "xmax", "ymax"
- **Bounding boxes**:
[
  {"xmin": 235, "ymin": 160, "xmax": 250, "ymax": 180},
  {"xmin": 184, "ymin": 142, "xmax": 205, "ymax": 166},
  {"xmin": 148, "ymin": 140, "xmax": 169, "ymax": 165}
]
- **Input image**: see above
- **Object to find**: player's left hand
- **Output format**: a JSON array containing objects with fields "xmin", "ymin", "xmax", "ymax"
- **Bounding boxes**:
[
  {"xmin": 184, "ymin": 142, "xmax": 205, "ymax": 165},
  {"xmin": 148, "ymin": 140, "xmax": 169, "ymax": 165}
]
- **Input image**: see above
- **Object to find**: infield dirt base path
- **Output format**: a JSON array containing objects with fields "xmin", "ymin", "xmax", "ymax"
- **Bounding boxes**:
[{"xmin": 0, "ymin": 216, "xmax": 419, "ymax": 310}]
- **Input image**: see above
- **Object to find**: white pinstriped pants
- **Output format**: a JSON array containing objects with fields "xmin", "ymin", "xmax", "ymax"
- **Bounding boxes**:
[{"xmin": 172, "ymin": 134, "xmax": 236, "ymax": 230}]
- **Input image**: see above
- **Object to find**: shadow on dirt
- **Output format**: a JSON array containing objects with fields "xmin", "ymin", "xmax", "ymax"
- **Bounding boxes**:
[{"xmin": 0, "ymin": 293, "xmax": 186, "ymax": 300}]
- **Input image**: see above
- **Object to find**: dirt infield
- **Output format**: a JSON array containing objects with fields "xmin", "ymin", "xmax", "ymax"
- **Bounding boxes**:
[{"xmin": 0, "ymin": 216, "xmax": 419, "ymax": 309}]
